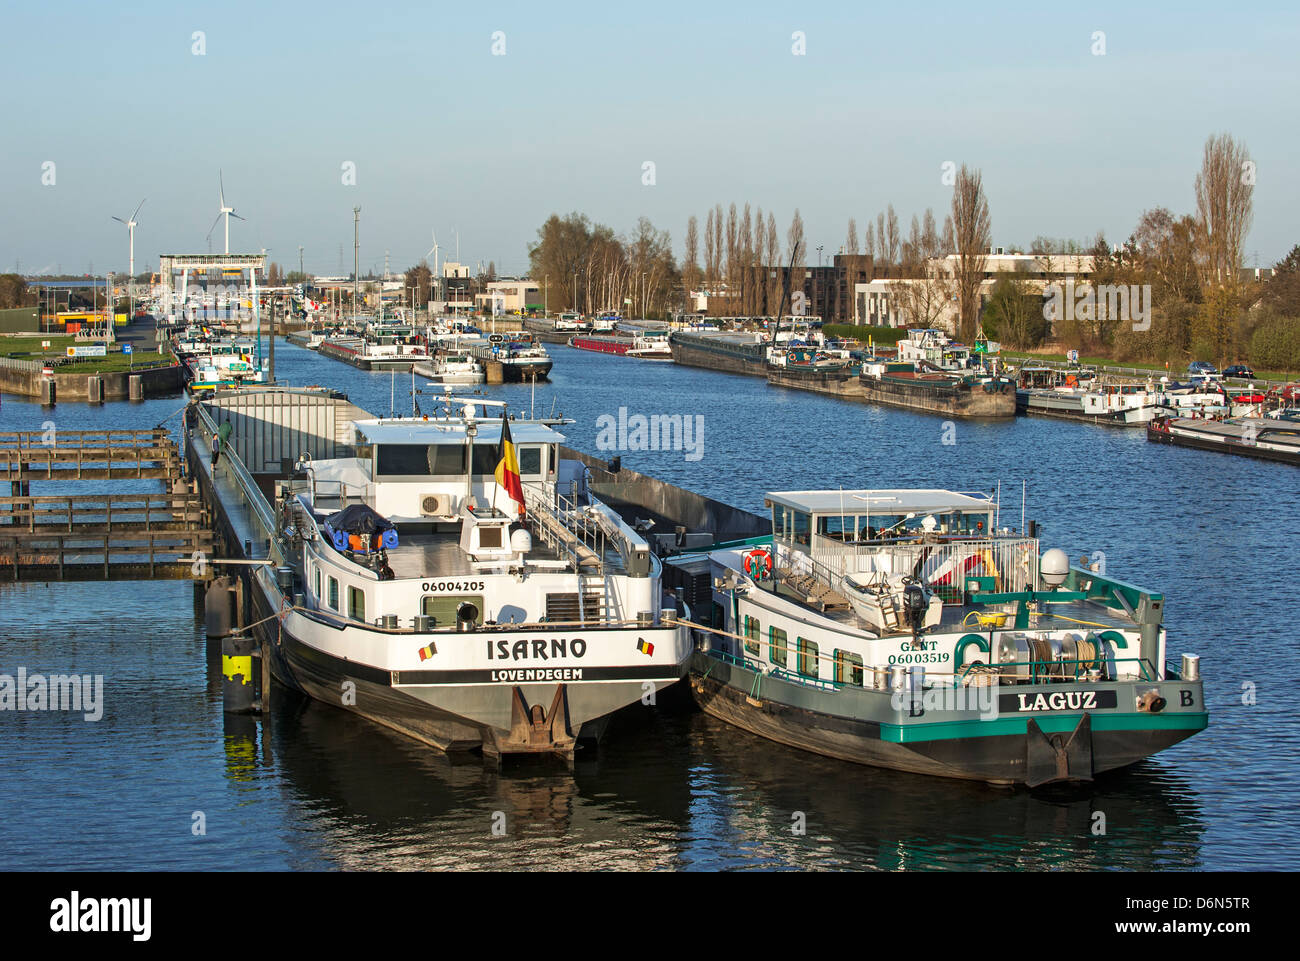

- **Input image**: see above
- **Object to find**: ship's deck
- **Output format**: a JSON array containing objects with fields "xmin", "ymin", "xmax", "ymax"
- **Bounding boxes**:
[
  {"xmin": 381, "ymin": 531, "xmax": 568, "ymax": 579},
  {"xmin": 770, "ymin": 581, "xmax": 1136, "ymax": 636}
]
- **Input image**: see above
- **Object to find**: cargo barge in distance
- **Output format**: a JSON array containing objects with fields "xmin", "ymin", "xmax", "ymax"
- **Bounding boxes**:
[
  {"xmin": 1147, "ymin": 413, "xmax": 1300, "ymax": 465},
  {"xmin": 859, "ymin": 364, "xmax": 1016, "ymax": 419},
  {"xmin": 569, "ymin": 329, "xmax": 672, "ymax": 359},
  {"xmin": 669, "ymin": 330, "xmax": 771, "ymax": 376}
]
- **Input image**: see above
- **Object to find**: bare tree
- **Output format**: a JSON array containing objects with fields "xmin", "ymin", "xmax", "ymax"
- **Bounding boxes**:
[
  {"xmin": 865, "ymin": 221, "xmax": 876, "ymax": 259},
  {"xmin": 921, "ymin": 209, "xmax": 939, "ymax": 259},
  {"xmin": 724, "ymin": 203, "xmax": 738, "ymax": 312},
  {"xmin": 888, "ymin": 260, "xmax": 955, "ymax": 330},
  {"xmin": 905, "ymin": 214, "xmax": 921, "ymax": 264},
  {"xmin": 712, "ymin": 205, "xmax": 724, "ymax": 305},
  {"xmin": 886, "ymin": 205, "xmax": 900, "ymax": 266},
  {"xmin": 941, "ymin": 215, "xmax": 955, "ymax": 255},
  {"xmin": 876, "ymin": 212, "xmax": 887, "ymax": 265},
  {"xmin": 1194, "ymin": 132, "xmax": 1254, "ymax": 289},
  {"xmin": 787, "ymin": 209, "xmax": 806, "ymax": 313},
  {"xmin": 765, "ymin": 211, "xmax": 780, "ymax": 314},
  {"xmin": 847, "ymin": 218, "xmax": 859, "ymax": 255},
  {"xmin": 704, "ymin": 208, "xmax": 717, "ymax": 292},
  {"xmin": 890, "ymin": 210, "xmax": 953, "ymax": 329},
  {"xmin": 740, "ymin": 203, "xmax": 754, "ymax": 314},
  {"xmin": 951, "ymin": 164, "xmax": 992, "ymax": 341},
  {"xmin": 683, "ymin": 215, "xmax": 700, "ymax": 311}
]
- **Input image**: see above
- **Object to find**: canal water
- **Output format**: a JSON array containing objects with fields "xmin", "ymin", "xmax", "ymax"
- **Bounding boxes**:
[{"xmin": 2, "ymin": 340, "xmax": 1296, "ymax": 870}]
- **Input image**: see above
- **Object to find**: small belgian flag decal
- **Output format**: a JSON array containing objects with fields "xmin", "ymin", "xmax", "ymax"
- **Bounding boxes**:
[
  {"xmin": 636, "ymin": 638, "xmax": 654, "ymax": 657},
  {"xmin": 418, "ymin": 643, "xmax": 437, "ymax": 661}
]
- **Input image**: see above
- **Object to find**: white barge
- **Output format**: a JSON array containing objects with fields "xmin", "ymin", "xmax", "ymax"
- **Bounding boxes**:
[{"xmin": 187, "ymin": 389, "xmax": 691, "ymax": 759}]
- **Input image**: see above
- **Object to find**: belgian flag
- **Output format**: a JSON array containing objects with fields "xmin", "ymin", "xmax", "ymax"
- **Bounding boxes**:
[
  {"xmin": 418, "ymin": 642, "xmax": 437, "ymax": 661},
  {"xmin": 494, "ymin": 412, "xmax": 525, "ymax": 514},
  {"xmin": 636, "ymin": 638, "xmax": 655, "ymax": 657}
]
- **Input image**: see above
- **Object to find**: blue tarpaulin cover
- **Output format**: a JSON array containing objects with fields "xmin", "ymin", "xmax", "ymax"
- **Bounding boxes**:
[{"xmin": 324, "ymin": 504, "xmax": 398, "ymax": 552}]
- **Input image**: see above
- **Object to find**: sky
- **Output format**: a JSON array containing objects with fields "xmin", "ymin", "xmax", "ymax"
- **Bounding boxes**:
[{"xmin": 2, "ymin": 0, "xmax": 1296, "ymax": 279}]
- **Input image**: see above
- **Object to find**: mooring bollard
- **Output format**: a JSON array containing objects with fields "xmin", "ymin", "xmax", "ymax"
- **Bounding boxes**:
[
  {"xmin": 204, "ymin": 576, "xmax": 235, "ymax": 639},
  {"xmin": 221, "ymin": 632, "xmax": 258, "ymax": 714},
  {"xmin": 40, "ymin": 378, "xmax": 56, "ymax": 406},
  {"xmin": 128, "ymin": 374, "xmax": 143, "ymax": 401},
  {"xmin": 87, "ymin": 375, "xmax": 103, "ymax": 404}
]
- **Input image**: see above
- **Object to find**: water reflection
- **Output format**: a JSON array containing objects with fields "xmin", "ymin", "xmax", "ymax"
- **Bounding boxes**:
[{"xmin": 679, "ymin": 713, "xmax": 1205, "ymax": 870}]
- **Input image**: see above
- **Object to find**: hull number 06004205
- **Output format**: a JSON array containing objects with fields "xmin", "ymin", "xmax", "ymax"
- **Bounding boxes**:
[{"xmin": 421, "ymin": 581, "xmax": 485, "ymax": 593}]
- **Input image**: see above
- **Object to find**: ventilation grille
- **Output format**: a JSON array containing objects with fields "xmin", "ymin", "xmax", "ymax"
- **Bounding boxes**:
[
  {"xmin": 545, "ymin": 593, "xmax": 603, "ymax": 623},
  {"xmin": 420, "ymin": 493, "xmax": 452, "ymax": 516}
]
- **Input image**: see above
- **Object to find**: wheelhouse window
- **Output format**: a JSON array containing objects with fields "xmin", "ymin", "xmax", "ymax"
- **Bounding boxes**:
[
  {"xmin": 773, "ymin": 506, "xmax": 811, "ymax": 546},
  {"xmin": 518, "ymin": 445, "xmax": 543, "ymax": 478},
  {"xmin": 314, "ymin": 566, "xmax": 322, "ymax": 602},
  {"xmin": 770, "ymin": 627, "xmax": 788, "ymax": 668},
  {"xmin": 327, "ymin": 576, "xmax": 339, "ymax": 611},
  {"xmin": 834, "ymin": 650, "xmax": 864, "ymax": 686},
  {"xmin": 374, "ymin": 443, "xmax": 518, "ymax": 478},
  {"xmin": 376, "ymin": 443, "xmax": 436, "ymax": 476},
  {"xmin": 743, "ymin": 616, "xmax": 760, "ymax": 657},
  {"xmin": 797, "ymin": 637, "xmax": 819, "ymax": 678}
]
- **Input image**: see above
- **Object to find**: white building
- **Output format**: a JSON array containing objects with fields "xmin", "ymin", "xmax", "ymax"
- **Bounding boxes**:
[
  {"xmin": 474, "ymin": 279, "xmax": 540, "ymax": 315},
  {"xmin": 854, "ymin": 251, "xmax": 1096, "ymax": 333}
]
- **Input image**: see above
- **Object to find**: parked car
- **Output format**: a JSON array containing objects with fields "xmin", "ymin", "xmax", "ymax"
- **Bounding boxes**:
[
  {"xmin": 1224, "ymin": 365, "xmax": 1256, "ymax": 380},
  {"xmin": 1188, "ymin": 361, "xmax": 1218, "ymax": 376}
]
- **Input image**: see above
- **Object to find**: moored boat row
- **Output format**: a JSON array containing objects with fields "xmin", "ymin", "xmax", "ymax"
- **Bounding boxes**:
[{"xmin": 186, "ymin": 385, "xmax": 1211, "ymax": 786}]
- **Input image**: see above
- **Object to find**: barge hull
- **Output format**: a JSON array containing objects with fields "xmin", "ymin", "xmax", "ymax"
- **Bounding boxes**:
[
  {"xmin": 767, "ymin": 366, "xmax": 864, "ymax": 399},
  {"xmin": 862, "ymin": 375, "xmax": 1016, "ymax": 419},
  {"xmin": 689, "ymin": 653, "xmax": 1206, "ymax": 785},
  {"xmin": 669, "ymin": 335, "xmax": 767, "ymax": 377},
  {"xmin": 1147, "ymin": 422, "xmax": 1300, "ymax": 465}
]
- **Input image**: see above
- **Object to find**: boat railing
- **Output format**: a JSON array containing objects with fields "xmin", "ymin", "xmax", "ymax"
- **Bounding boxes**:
[
  {"xmin": 703, "ymin": 645, "xmax": 1159, "ymax": 697},
  {"xmin": 193, "ymin": 403, "xmax": 285, "ymax": 564},
  {"xmin": 959, "ymin": 656, "xmax": 1158, "ymax": 683},
  {"xmin": 807, "ymin": 534, "xmax": 1039, "ymax": 602},
  {"xmin": 522, "ymin": 483, "xmax": 609, "ymax": 578},
  {"xmin": 307, "ymin": 477, "xmax": 369, "ymax": 512}
]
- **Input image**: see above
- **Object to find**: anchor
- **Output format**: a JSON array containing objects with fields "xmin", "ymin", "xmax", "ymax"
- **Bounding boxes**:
[
  {"xmin": 1024, "ymin": 713, "xmax": 1094, "ymax": 788},
  {"xmin": 484, "ymin": 684, "xmax": 576, "ymax": 760}
]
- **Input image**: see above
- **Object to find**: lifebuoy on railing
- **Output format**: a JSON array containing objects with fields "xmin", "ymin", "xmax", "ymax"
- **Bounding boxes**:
[{"xmin": 743, "ymin": 548, "xmax": 773, "ymax": 580}]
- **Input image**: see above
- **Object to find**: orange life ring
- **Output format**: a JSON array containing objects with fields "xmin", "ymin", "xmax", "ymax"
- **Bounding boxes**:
[
  {"xmin": 743, "ymin": 548, "xmax": 773, "ymax": 580},
  {"xmin": 1065, "ymin": 374, "xmax": 1078, "ymax": 387}
]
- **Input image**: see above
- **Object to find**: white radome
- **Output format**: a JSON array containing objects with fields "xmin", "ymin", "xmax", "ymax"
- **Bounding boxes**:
[{"xmin": 1040, "ymin": 547, "xmax": 1070, "ymax": 586}]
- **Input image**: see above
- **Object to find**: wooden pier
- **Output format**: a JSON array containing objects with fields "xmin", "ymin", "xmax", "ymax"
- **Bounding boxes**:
[
  {"xmin": 2, "ymin": 428, "xmax": 182, "ymax": 483},
  {"xmin": 0, "ymin": 430, "xmax": 216, "ymax": 581}
]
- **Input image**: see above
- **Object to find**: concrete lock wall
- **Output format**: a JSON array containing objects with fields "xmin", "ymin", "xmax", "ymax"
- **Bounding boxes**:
[{"xmin": 0, "ymin": 359, "xmax": 184, "ymax": 401}]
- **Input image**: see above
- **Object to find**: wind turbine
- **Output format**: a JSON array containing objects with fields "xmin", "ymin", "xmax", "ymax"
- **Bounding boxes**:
[
  {"xmin": 426, "ymin": 230, "xmax": 441, "ymax": 308},
  {"xmin": 111, "ymin": 199, "xmax": 145, "ymax": 278},
  {"xmin": 206, "ymin": 171, "xmax": 245, "ymax": 254}
]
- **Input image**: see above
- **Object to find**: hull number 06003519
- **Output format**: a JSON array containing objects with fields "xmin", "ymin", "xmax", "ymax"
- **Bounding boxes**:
[{"xmin": 421, "ymin": 581, "xmax": 485, "ymax": 593}]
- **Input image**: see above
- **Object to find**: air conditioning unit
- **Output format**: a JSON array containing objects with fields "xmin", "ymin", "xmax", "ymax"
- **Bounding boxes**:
[{"xmin": 420, "ymin": 493, "xmax": 453, "ymax": 517}]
